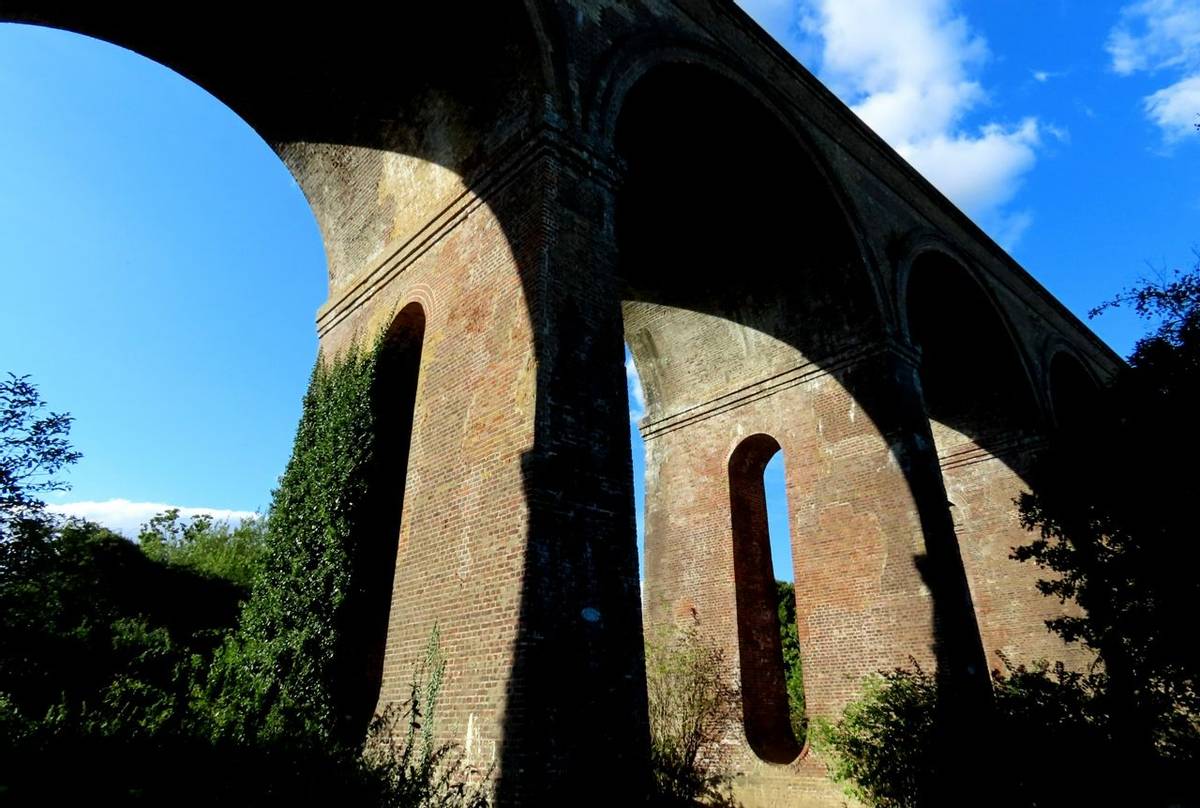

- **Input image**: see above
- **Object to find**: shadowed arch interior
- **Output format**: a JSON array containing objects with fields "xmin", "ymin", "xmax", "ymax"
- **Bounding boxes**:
[
  {"xmin": 907, "ymin": 251, "xmax": 1041, "ymax": 461},
  {"xmin": 1049, "ymin": 352, "xmax": 1101, "ymax": 431},
  {"xmin": 615, "ymin": 64, "xmax": 884, "ymax": 415},
  {"xmin": 350, "ymin": 302, "xmax": 427, "ymax": 738}
]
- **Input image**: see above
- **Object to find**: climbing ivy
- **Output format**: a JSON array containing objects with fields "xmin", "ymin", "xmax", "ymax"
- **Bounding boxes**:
[{"xmin": 209, "ymin": 336, "xmax": 401, "ymax": 749}]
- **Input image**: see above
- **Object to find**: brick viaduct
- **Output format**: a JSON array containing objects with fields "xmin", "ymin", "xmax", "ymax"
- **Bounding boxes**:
[{"xmin": 4, "ymin": 2, "xmax": 1121, "ymax": 804}]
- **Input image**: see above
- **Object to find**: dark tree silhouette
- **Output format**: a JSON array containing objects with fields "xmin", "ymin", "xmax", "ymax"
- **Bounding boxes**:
[{"xmin": 1014, "ymin": 257, "xmax": 1200, "ymax": 798}]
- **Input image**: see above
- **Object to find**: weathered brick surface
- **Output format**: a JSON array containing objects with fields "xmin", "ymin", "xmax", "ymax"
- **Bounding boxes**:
[
  {"xmin": 937, "ymin": 438, "xmax": 1089, "ymax": 673},
  {"xmin": 2, "ymin": 2, "xmax": 1125, "ymax": 804}
]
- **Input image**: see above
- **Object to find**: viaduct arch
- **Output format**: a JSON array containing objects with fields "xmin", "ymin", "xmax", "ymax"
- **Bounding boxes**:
[{"xmin": 2, "ymin": 2, "xmax": 1121, "ymax": 804}]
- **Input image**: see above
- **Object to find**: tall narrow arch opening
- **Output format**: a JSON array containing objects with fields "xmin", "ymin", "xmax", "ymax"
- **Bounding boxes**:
[
  {"xmin": 765, "ymin": 452, "xmax": 807, "ymax": 750},
  {"xmin": 352, "ymin": 301, "xmax": 427, "ymax": 736},
  {"xmin": 729, "ymin": 434, "xmax": 801, "ymax": 764}
]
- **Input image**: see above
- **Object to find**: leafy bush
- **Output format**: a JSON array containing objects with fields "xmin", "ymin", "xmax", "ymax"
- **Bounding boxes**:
[
  {"xmin": 0, "ymin": 364, "xmax": 493, "ymax": 806},
  {"xmin": 0, "ymin": 518, "xmax": 243, "ymax": 744},
  {"xmin": 207, "ymin": 330, "xmax": 416, "ymax": 749},
  {"xmin": 776, "ymin": 580, "xmax": 806, "ymax": 746},
  {"xmin": 206, "ymin": 349, "xmax": 380, "ymax": 747},
  {"xmin": 644, "ymin": 619, "xmax": 740, "ymax": 807},
  {"xmin": 813, "ymin": 657, "xmax": 1151, "ymax": 808},
  {"xmin": 139, "ymin": 508, "xmax": 267, "ymax": 590},
  {"xmin": 811, "ymin": 662, "xmax": 937, "ymax": 808}
]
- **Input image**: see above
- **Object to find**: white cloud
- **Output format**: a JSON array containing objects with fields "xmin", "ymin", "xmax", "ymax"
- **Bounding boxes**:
[
  {"xmin": 778, "ymin": 0, "xmax": 1047, "ymax": 245},
  {"xmin": 1145, "ymin": 74, "xmax": 1200, "ymax": 138},
  {"xmin": 898, "ymin": 118, "xmax": 1040, "ymax": 216},
  {"xmin": 47, "ymin": 498, "xmax": 259, "ymax": 538},
  {"xmin": 1108, "ymin": 0, "xmax": 1200, "ymax": 75},
  {"xmin": 626, "ymin": 354, "xmax": 646, "ymax": 423},
  {"xmin": 1108, "ymin": 0, "xmax": 1200, "ymax": 143}
]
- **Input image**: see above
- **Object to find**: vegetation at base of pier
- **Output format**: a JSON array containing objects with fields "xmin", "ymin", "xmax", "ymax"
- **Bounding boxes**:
[
  {"xmin": 813, "ymin": 657, "xmax": 1125, "ymax": 808},
  {"xmin": 817, "ymin": 259, "xmax": 1200, "ymax": 807},
  {"xmin": 206, "ymin": 347, "xmax": 385, "ymax": 748},
  {"xmin": 644, "ymin": 618, "xmax": 741, "ymax": 807},
  {"xmin": 0, "ymin": 351, "xmax": 491, "ymax": 806},
  {"xmin": 6, "ymin": 253, "xmax": 1199, "ymax": 805}
]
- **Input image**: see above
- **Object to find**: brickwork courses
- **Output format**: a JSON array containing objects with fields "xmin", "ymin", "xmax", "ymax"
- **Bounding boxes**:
[{"xmin": 2, "ymin": 2, "xmax": 1122, "ymax": 804}]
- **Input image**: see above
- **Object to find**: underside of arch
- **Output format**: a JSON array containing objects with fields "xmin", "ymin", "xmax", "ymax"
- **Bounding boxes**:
[
  {"xmin": 1, "ymin": 5, "xmax": 555, "ymax": 296},
  {"xmin": 614, "ymin": 62, "xmax": 884, "ymax": 421}
]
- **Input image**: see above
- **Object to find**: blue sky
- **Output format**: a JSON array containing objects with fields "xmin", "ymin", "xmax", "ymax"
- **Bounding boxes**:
[{"xmin": 2, "ymin": 3, "xmax": 1197, "ymax": 579}]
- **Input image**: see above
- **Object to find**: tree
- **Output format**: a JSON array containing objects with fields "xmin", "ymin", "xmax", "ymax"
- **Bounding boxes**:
[
  {"xmin": 138, "ymin": 508, "xmax": 267, "ymax": 589},
  {"xmin": 0, "ymin": 373, "xmax": 81, "ymax": 535},
  {"xmin": 1013, "ymin": 255, "xmax": 1200, "ymax": 794},
  {"xmin": 775, "ymin": 580, "xmax": 806, "ymax": 745},
  {"xmin": 0, "ymin": 366, "xmax": 496, "ymax": 806}
]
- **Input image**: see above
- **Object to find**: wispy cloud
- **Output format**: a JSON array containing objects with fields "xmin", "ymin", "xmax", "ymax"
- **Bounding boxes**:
[
  {"xmin": 739, "ymin": 0, "xmax": 1048, "ymax": 248},
  {"xmin": 1031, "ymin": 68, "xmax": 1068, "ymax": 83},
  {"xmin": 47, "ymin": 499, "xmax": 259, "ymax": 538},
  {"xmin": 1145, "ymin": 74, "xmax": 1200, "ymax": 137},
  {"xmin": 626, "ymin": 353, "xmax": 646, "ymax": 424},
  {"xmin": 1108, "ymin": 0, "xmax": 1200, "ymax": 143}
]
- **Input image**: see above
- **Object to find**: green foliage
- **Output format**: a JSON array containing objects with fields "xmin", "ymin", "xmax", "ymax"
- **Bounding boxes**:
[
  {"xmin": 1014, "ymin": 258, "xmax": 1200, "ymax": 784},
  {"xmin": 811, "ymin": 662, "xmax": 937, "ymax": 808},
  {"xmin": 775, "ymin": 580, "xmax": 806, "ymax": 746},
  {"xmin": 139, "ymin": 508, "xmax": 267, "ymax": 590},
  {"xmin": 364, "ymin": 627, "xmax": 493, "ymax": 808},
  {"xmin": 0, "ymin": 373, "xmax": 81, "ymax": 536},
  {"xmin": 0, "ymin": 517, "xmax": 244, "ymax": 745},
  {"xmin": 814, "ymin": 658, "xmax": 1123, "ymax": 808},
  {"xmin": 0, "ymin": 365, "xmax": 492, "ymax": 806},
  {"xmin": 208, "ymin": 347, "xmax": 384, "ymax": 746},
  {"xmin": 644, "ymin": 619, "xmax": 740, "ymax": 807}
]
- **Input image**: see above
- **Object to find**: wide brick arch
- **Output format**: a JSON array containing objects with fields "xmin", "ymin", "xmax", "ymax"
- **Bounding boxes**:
[
  {"xmin": 610, "ymin": 58, "xmax": 889, "ymax": 411},
  {"xmin": 4, "ymin": 4, "xmax": 1134, "ymax": 805},
  {"xmin": 0, "ymin": 9, "xmax": 654, "ymax": 805},
  {"xmin": 900, "ymin": 240, "xmax": 1046, "ymax": 433},
  {"xmin": 0, "ymin": 4, "xmax": 563, "ymax": 306},
  {"xmin": 588, "ymin": 39, "xmax": 893, "ymax": 337},
  {"xmin": 901, "ymin": 243, "xmax": 1092, "ymax": 673},
  {"xmin": 607, "ymin": 52, "xmax": 996, "ymax": 800}
]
